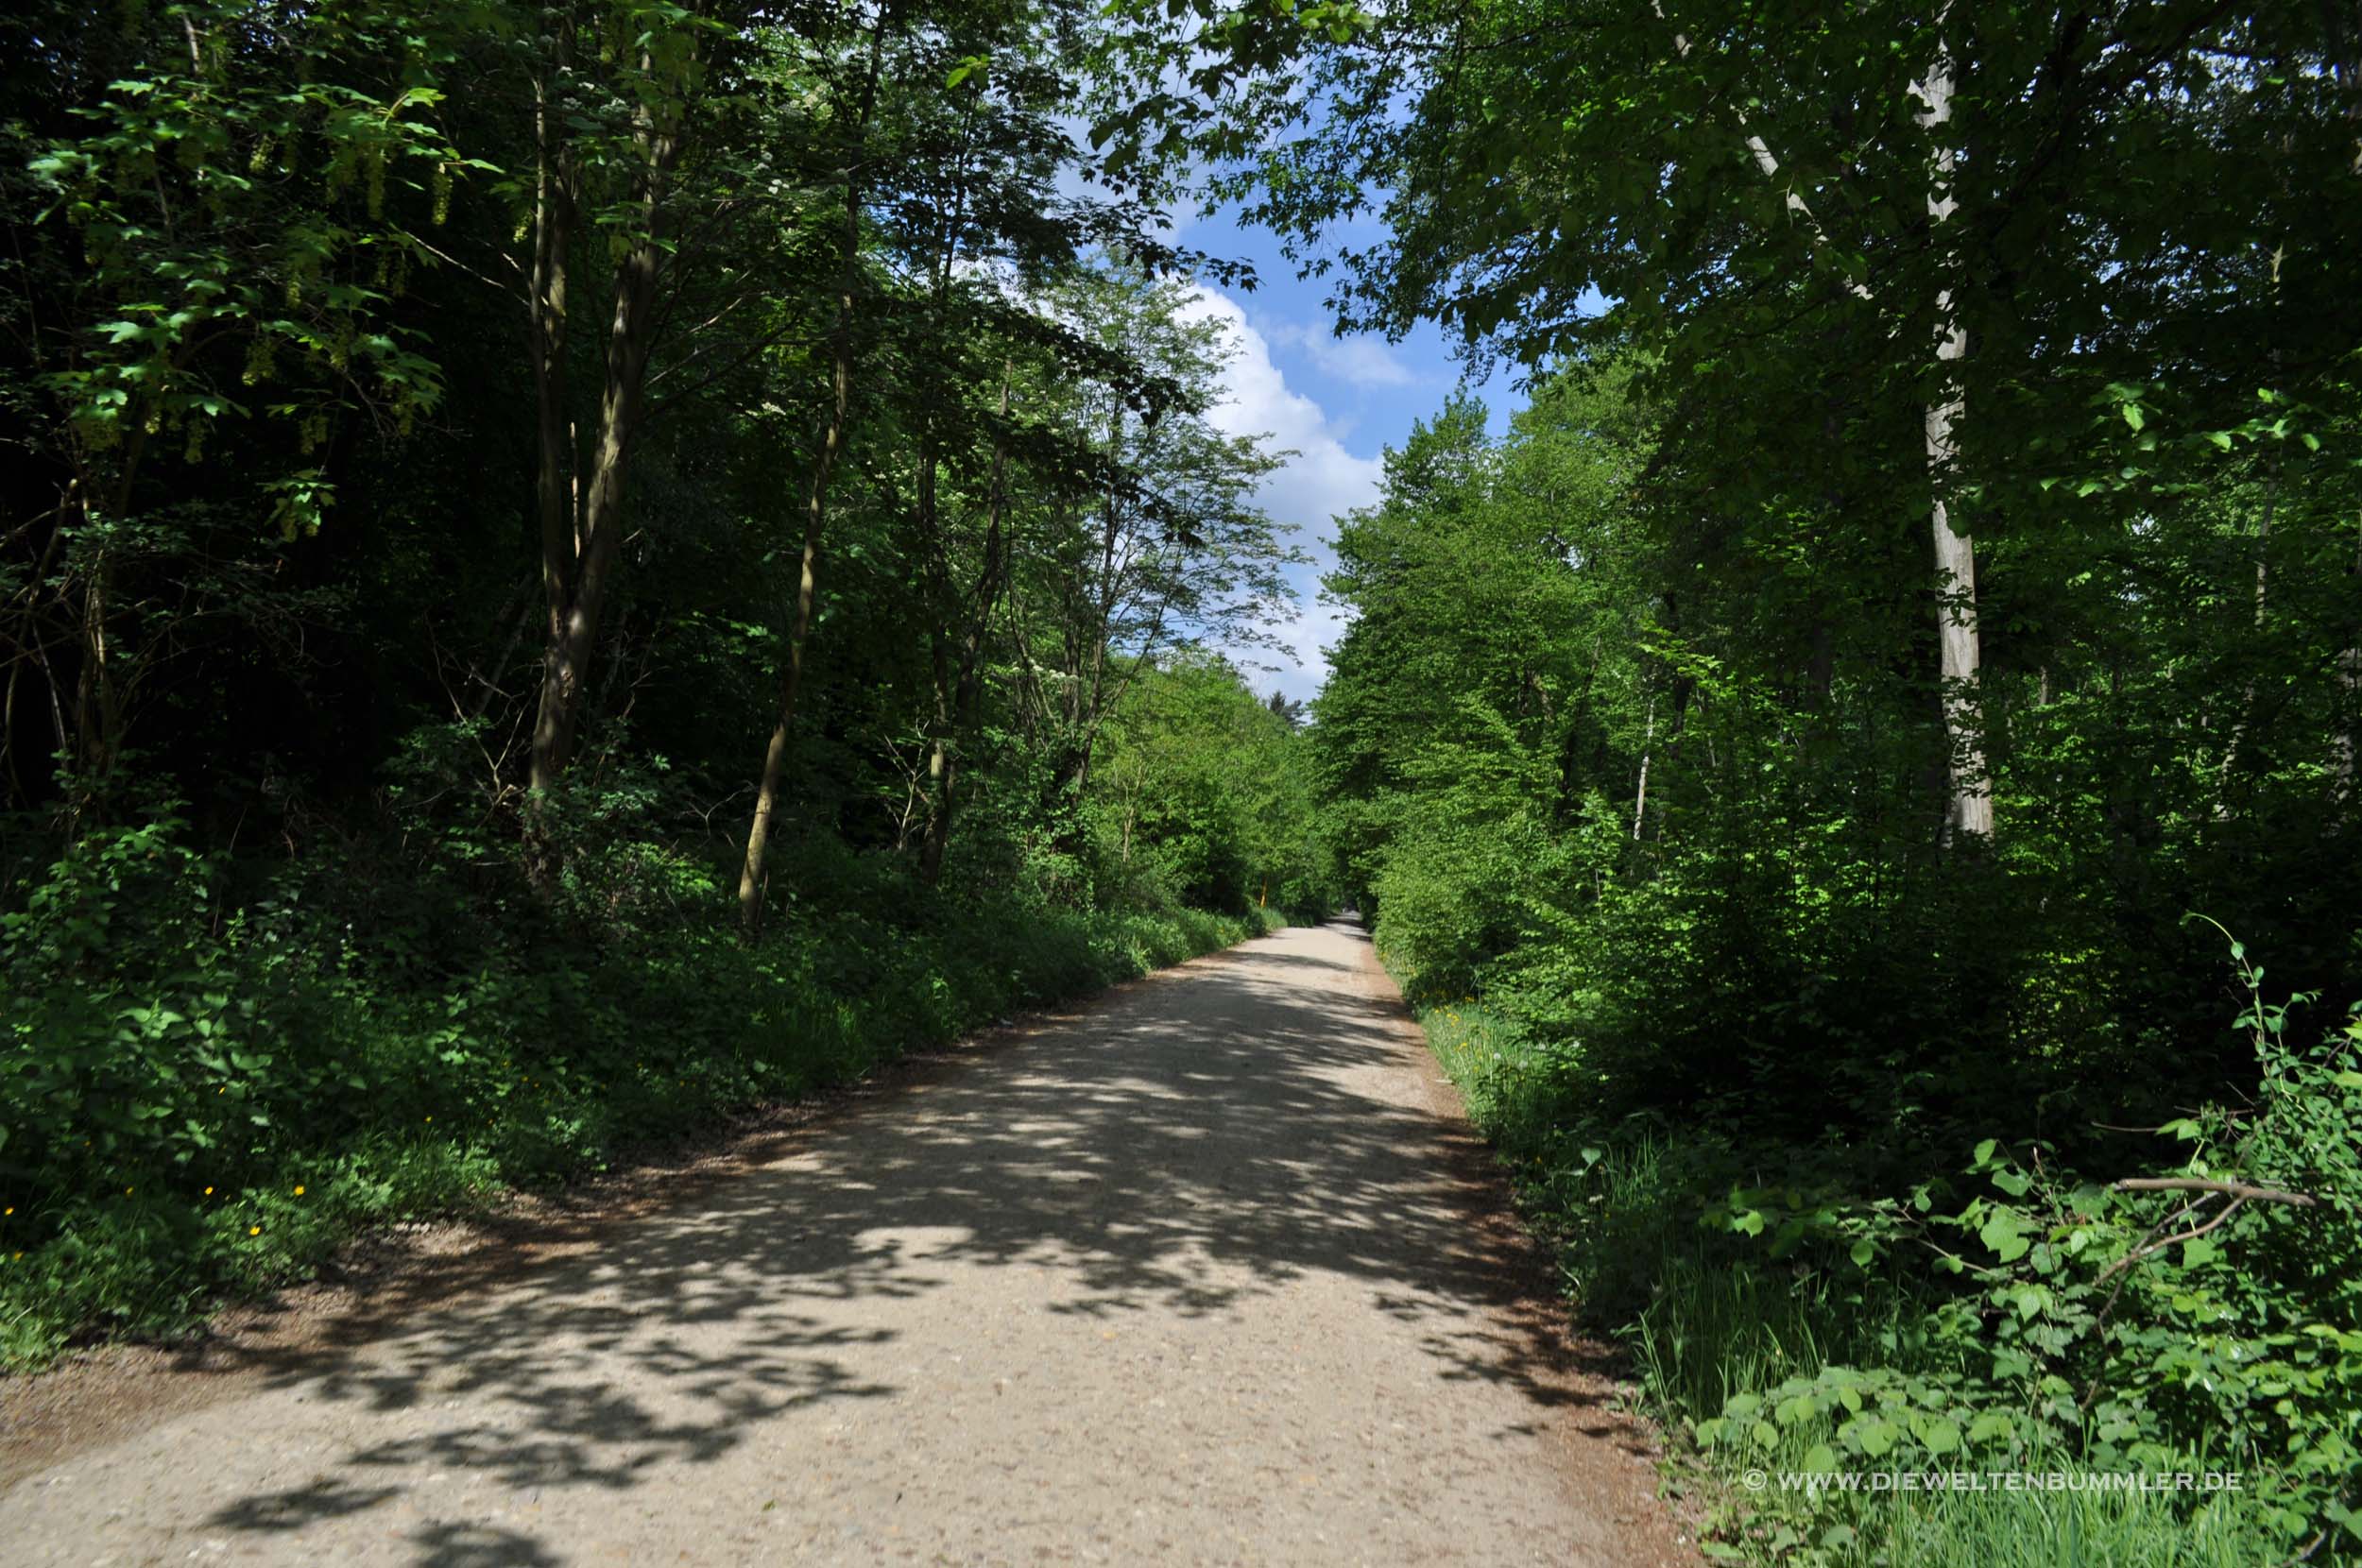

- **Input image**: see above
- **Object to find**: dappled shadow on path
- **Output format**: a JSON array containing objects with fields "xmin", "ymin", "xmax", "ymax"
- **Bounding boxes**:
[{"xmin": 172, "ymin": 921, "xmax": 1616, "ymax": 1563}]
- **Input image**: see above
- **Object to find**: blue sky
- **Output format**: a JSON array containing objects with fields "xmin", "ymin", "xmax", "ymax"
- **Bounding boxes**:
[{"xmin": 1163, "ymin": 201, "xmax": 1519, "ymax": 703}]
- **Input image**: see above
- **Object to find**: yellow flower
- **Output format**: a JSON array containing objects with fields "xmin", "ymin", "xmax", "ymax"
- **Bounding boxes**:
[
  {"xmin": 248, "ymin": 1225, "xmax": 262, "ymax": 1236},
  {"xmin": 125, "ymin": 1186, "xmax": 134, "ymax": 1196},
  {"xmin": 3, "ymin": 1206, "xmax": 11, "ymax": 1216},
  {"xmin": 292, "ymin": 1185, "xmax": 306, "ymax": 1197},
  {"xmin": 203, "ymin": 1186, "xmax": 214, "ymax": 1196}
]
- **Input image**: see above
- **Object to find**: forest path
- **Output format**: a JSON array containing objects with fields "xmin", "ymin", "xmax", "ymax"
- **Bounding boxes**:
[{"xmin": 0, "ymin": 921, "xmax": 1684, "ymax": 1566}]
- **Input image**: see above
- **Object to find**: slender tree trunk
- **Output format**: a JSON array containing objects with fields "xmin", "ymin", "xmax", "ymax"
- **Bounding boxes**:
[
  {"xmin": 526, "ymin": 33, "xmax": 573, "ymax": 784},
  {"xmin": 1630, "ymin": 696, "xmax": 1656, "ymax": 841},
  {"xmin": 2336, "ymin": 53, "xmax": 2361, "ymax": 807},
  {"xmin": 2220, "ymin": 126, "xmax": 2294, "ymax": 814},
  {"xmin": 1664, "ymin": 3, "xmax": 1990, "ymax": 837},
  {"xmin": 2337, "ymin": 517, "xmax": 2361, "ymax": 806},
  {"xmin": 73, "ymin": 547, "xmax": 116, "ymax": 789},
  {"xmin": 529, "ymin": 48, "xmax": 683, "ymax": 798},
  {"xmin": 57, "ymin": 406, "xmax": 162, "ymax": 823},
  {"xmin": 735, "ymin": 23, "xmax": 887, "ymax": 933},
  {"xmin": 736, "ymin": 295, "xmax": 854, "ymax": 930},
  {"xmin": 918, "ymin": 369, "xmax": 1014, "ymax": 883},
  {"xmin": 1918, "ymin": 20, "xmax": 1993, "ymax": 842}
]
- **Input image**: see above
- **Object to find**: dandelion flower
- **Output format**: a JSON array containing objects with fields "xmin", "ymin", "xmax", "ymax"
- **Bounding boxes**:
[
  {"xmin": 248, "ymin": 1225, "xmax": 262, "ymax": 1236},
  {"xmin": 293, "ymin": 1185, "xmax": 306, "ymax": 1197},
  {"xmin": 204, "ymin": 1187, "xmax": 214, "ymax": 1196}
]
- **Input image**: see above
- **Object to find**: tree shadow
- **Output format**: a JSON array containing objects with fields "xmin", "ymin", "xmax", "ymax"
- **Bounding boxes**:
[{"xmin": 163, "ymin": 921, "xmax": 1620, "ymax": 1563}]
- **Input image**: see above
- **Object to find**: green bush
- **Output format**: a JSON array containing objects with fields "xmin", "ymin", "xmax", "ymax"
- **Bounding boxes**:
[{"xmin": 1407, "ymin": 936, "xmax": 2362, "ymax": 1564}]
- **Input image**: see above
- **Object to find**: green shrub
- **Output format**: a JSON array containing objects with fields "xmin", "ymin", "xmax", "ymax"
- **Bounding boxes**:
[{"xmin": 1407, "ymin": 934, "xmax": 2362, "ymax": 1564}]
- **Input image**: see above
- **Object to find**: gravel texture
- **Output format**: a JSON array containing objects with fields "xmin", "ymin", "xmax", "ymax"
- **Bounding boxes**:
[{"xmin": 0, "ymin": 920, "xmax": 1687, "ymax": 1566}]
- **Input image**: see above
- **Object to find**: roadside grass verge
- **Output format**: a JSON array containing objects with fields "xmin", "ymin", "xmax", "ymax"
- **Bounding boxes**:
[{"xmin": 1412, "ymin": 999, "xmax": 2313, "ymax": 1567}]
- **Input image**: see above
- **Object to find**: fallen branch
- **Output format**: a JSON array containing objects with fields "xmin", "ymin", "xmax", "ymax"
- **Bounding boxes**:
[
  {"xmin": 2079, "ymin": 1174, "xmax": 2322, "ymax": 1412},
  {"xmin": 2096, "ymin": 1197, "xmax": 2249, "ymax": 1287},
  {"xmin": 2080, "ymin": 1191, "xmax": 2218, "ymax": 1413},
  {"xmin": 2110, "ymin": 1177, "xmax": 2317, "ymax": 1207}
]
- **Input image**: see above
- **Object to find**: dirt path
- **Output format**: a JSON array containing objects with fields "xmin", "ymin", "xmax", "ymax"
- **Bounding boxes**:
[{"xmin": 0, "ymin": 922, "xmax": 1686, "ymax": 1566}]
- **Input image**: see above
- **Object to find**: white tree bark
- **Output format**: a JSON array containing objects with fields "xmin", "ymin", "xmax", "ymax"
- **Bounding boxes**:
[
  {"xmin": 1631, "ymin": 695, "xmax": 1656, "ymax": 841},
  {"xmin": 1660, "ymin": 2, "xmax": 1992, "ymax": 840},
  {"xmin": 1916, "ymin": 21, "xmax": 1993, "ymax": 840}
]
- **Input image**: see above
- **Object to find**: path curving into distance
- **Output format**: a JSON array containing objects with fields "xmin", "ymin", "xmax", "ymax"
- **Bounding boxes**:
[{"xmin": 1, "ymin": 921, "xmax": 1686, "ymax": 1566}]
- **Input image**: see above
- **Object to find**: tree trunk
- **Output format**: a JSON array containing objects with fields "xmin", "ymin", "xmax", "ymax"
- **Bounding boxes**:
[
  {"xmin": 736, "ymin": 301, "xmax": 854, "ymax": 931},
  {"xmin": 2336, "ymin": 51, "xmax": 2361, "ymax": 808},
  {"xmin": 1630, "ymin": 695, "xmax": 1656, "ymax": 841},
  {"xmin": 528, "ymin": 48, "xmax": 683, "ymax": 797},
  {"xmin": 1918, "ymin": 20, "xmax": 1993, "ymax": 842},
  {"xmin": 1663, "ymin": 3, "xmax": 1988, "ymax": 835},
  {"xmin": 734, "ymin": 22, "xmax": 888, "ymax": 933},
  {"xmin": 918, "ymin": 369, "xmax": 1014, "ymax": 883},
  {"xmin": 73, "ymin": 547, "xmax": 117, "ymax": 792},
  {"xmin": 526, "ymin": 32, "xmax": 573, "ymax": 784},
  {"xmin": 2337, "ymin": 517, "xmax": 2361, "ymax": 807}
]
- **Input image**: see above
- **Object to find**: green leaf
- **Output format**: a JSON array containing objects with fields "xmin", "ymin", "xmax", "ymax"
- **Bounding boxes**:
[
  {"xmin": 1850, "ymin": 1415, "xmax": 1900, "ymax": 1457},
  {"xmin": 1979, "ymin": 1208, "xmax": 2030, "ymax": 1263},
  {"xmin": 1911, "ymin": 1413, "xmax": 1962, "ymax": 1456}
]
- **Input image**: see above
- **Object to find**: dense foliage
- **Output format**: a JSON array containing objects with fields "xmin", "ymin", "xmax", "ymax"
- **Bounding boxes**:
[
  {"xmin": 7, "ymin": 0, "xmax": 2362, "ymax": 1560},
  {"xmin": 0, "ymin": 0, "xmax": 1334, "ymax": 1362},
  {"xmin": 1124, "ymin": 0, "xmax": 2362, "ymax": 1557}
]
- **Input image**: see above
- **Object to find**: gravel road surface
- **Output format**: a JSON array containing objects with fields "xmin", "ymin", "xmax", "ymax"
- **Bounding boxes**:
[{"xmin": 0, "ymin": 921, "xmax": 1684, "ymax": 1566}]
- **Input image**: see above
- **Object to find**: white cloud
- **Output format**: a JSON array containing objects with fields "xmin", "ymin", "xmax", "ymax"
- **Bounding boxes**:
[
  {"xmin": 1176, "ymin": 286, "xmax": 1382, "ymax": 538},
  {"xmin": 1173, "ymin": 286, "xmax": 1381, "ymax": 699},
  {"xmin": 1261, "ymin": 319, "xmax": 1420, "ymax": 388}
]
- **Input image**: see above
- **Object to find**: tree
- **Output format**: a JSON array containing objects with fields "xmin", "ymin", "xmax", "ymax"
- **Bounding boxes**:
[
  {"xmin": 4, "ymin": 0, "xmax": 469, "ymax": 815},
  {"xmin": 735, "ymin": 0, "xmax": 893, "ymax": 929},
  {"xmin": 1004, "ymin": 266, "xmax": 1296, "ymax": 809},
  {"xmin": 1099, "ymin": 0, "xmax": 2361, "ymax": 846}
]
